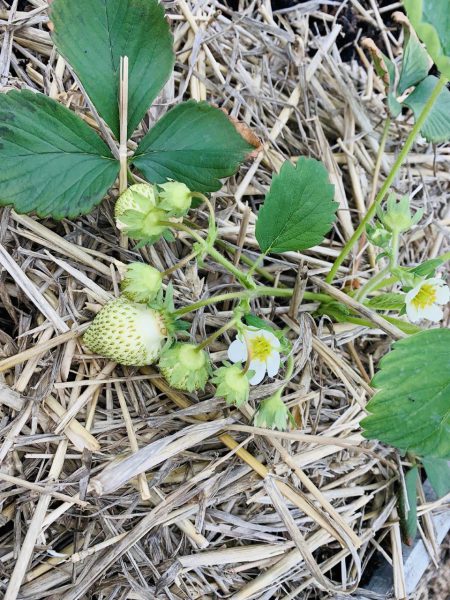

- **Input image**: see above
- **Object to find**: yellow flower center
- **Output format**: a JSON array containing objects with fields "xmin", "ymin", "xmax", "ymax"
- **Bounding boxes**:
[
  {"xmin": 249, "ymin": 335, "xmax": 272, "ymax": 361},
  {"xmin": 411, "ymin": 283, "xmax": 437, "ymax": 310}
]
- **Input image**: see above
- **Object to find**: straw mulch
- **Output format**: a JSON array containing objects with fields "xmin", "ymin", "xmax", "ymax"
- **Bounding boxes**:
[{"xmin": 0, "ymin": 1, "xmax": 449, "ymax": 598}]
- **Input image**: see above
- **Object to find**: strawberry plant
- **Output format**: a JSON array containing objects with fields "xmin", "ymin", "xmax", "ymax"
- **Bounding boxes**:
[{"xmin": 0, "ymin": 0, "xmax": 448, "ymax": 458}]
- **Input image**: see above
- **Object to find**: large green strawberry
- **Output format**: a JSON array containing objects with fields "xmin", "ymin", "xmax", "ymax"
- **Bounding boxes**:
[{"xmin": 84, "ymin": 296, "xmax": 167, "ymax": 366}]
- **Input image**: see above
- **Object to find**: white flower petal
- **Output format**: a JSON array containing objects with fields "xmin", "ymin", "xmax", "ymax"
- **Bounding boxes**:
[
  {"xmin": 248, "ymin": 360, "xmax": 266, "ymax": 385},
  {"xmin": 266, "ymin": 351, "xmax": 281, "ymax": 377},
  {"xmin": 406, "ymin": 303, "xmax": 421, "ymax": 323},
  {"xmin": 259, "ymin": 329, "xmax": 280, "ymax": 349},
  {"xmin": 405, "ymin": 285, "xmax": 421, "ymax": 305},
  {"xmin": 425, "ymin": 277, "xmax": 443, "ymax": 285},
  {"xmin": 228, "ymin": 339, "xmax": 247, "ymax": 363},
  {"xmin": 435, "ymin": 283, "xmax": 450, "ymax": 305},
  {"xmin": 421, "ymin": 304, "xmax": 444, "ymax": 322},
  {"xmin": 245, "ymin": 328, "xmax": 260, "ymax": 338}
]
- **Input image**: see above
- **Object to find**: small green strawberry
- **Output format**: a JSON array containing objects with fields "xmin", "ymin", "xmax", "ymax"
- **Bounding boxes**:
[
  {"xmin": 159, "ymin": 342, "xmax": 211, "ymax": 392},
  {"xmin": 120, "ymin": 263, "xmax": 162, "ymax": 303},
  {"xmin": 158, "ymin": 181, "xmax": 193, "ymax": 216},
  {"xmin": 120, "ymin": 206, "xmax": 168, "ymax": 246},
  {"xmin": 212, "ymin": 362, "xmax": 250, "ymax": 407},
  {"xmin": 114, "ymin": 184, "xmax": 157, "ymax": 222},
  {"xmin": 84, "ymin": 296, "xmax": 167, "ymax": 366},
  {"xmin": 254, "ymin": 391, "xmax": 290, "ymax": 430}
]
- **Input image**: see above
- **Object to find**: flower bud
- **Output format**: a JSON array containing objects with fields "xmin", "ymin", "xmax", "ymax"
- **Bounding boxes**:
[
  {"xmin": 158, "ymin": 181, "xmax": 192, "ymax": 216},
  {"xmin": 120, "ymin": 263, "xmax": 162, "ymax": 303},
  {"xmin": 159, "ymin": 343, "xmax": 211, "ymax": 392},
  {"xmin": 254, "ymin": 391, "xmax": 290, "ymax": 430},
  {"xmin": 378, "ymin": 194, "xmax": 423, "ymax": 233},
  {"xmin": 212, "ymin": 363, "xmax": 250, "ymax": 407}
]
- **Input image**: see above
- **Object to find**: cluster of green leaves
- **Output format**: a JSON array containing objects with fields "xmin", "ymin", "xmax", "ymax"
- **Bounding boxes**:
[
  {"xmin": 0, "ymin": 0, "xmax": 254, "ymax": 219},
  {"xmin": 368, "ymin": 3, "xmax": 450, "ymax": 143}
]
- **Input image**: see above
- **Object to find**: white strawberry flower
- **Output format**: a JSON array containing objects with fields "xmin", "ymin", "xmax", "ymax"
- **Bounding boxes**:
[
  {"xmin": 405, "ymin": 277, "xmax": 449, "ymax": 323},
  {"xmin": 228, "ymin": 328, "xmax": 281, "ymax": 385}
]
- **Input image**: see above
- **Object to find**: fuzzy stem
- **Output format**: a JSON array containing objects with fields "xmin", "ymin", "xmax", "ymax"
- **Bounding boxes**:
[
  {"xmin": 246, "ymin": 251, "xmax": 268, "ymax": 279},
  {"xmin": 192, "ymin": 192, "xmax": 215, "ymax": 224},
  {"xmin": 162, "ymin": 249, "xmax": 200, "ymax": 277},
  {"xmin": 172, "ymin": 287, "xmax": 293, "ymax": 318},
  {"xmin": 207, "ymin": 245, "xmax": 254, "ymax": 289},
  {"xmin": 159, "ymin": 220, "xmax": 253, "ymax": 288},
  {"xmin": 196, "ymin": 318, "xmax": 239, "ymax": 351},
  {"xmin": 326, "ymin": 74, "xmax": 448, "ymax": 283},
  {"xmin": 356, "ymin": 229, "xmax": 400, "ymax": 302}
]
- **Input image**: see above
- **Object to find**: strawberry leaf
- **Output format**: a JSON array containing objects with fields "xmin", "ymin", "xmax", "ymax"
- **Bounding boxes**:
[
  {"xmin": 362, "ymin": 328, "xmax": 450, "ymax": 459},
  {"xmin": 421, "ymin": 458, "xmax": 450, "ymax": 497},
  {"xmin": 51, "ymin": 0, "xmax": 174, "ymax": 139},
  {"xmin": 403, "ymin": 75, "xmax": 450, "ymax": 142},
  {"xmin": 255, "ymin": 158, "xmax": 337, "ymax": 254},
  {"xmin": 0, "ymin": 90, "xmax": 119, "ymax": 219},
  {"xmin": 404, "ymin": 0, "xmax": 450, "ymax": 79},
  {"xmin": 132, "ymin": 101, "xmax": 255, "ymax": 192},
  {"xmin": 398, "ymin": 29, "xmax": 430, "ymax": 94}
]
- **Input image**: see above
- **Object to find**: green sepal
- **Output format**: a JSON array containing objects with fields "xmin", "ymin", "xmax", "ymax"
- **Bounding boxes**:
[
  {"xmin": 212, "ymin": 362, "xmax": 250, "ymax": 407},
  {"xmin": 398, "ymin": 26, "xmax": 430, "ymax": 94},
  {"xmin": 366, "ymin": 293, "xmax": 406, "ymax": 311},
  {"xmin": 254, "ymin": 391, "xmax": 290, "ymax": 430},
  {"xmin": 159, "ymin": 342, "xmax": 211, "ymax": 392},
  {"xmin": 407, "ymin": 257, "xmax": 446, "ymax": 279}
]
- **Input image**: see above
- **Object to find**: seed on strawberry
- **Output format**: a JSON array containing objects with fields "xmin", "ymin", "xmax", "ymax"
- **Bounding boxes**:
[{"xmin": 84, "ymin": 296, "xmax": 167, "ymax": 366}]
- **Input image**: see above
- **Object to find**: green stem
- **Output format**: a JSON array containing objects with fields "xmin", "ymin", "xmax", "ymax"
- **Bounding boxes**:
[
  {"xmin": 246, "ymin": 251, "xmax": 268, "ymax": 279},
  {"xmin": 160, "ymin": 220, "xmax": 253, "ymax": 289},
  {"xmin": 196, "ymin": 318, "xmax": 239, "ymax": 351},
  {"xmin": 160, "ymin": 220, "xmax": 205, "ymax": 244},
  {"xmin": 172, "ymin": 286, "xmax": 293, "ymax": 318},
  {"xmin": 216, "ymin": 240, "xmax": 277, "ymax": 283},
  {"xmin": 326, "ymin": 74, "xmax": 448, "ymax": 283},
  {"xmin": 356, "ymin": 266, "xmax": 392, "ymax": 302},
  {"xmin": 192, "ymin": 192, "xmax": 215, "ymax": 224},
  {"xmin": 356, "ymin": 229, "xmax": 400, "ymax": 302},
  {"xmin": 208, "ymin": 245, "xmax": 254, "ymax": 289},
  {"xmin": 162, "ymin": 249, "xmax": 200, "ymax": 277},
  {"xmin": 216, "ymin": 242, "xmax": 333, "ymax": 303}
]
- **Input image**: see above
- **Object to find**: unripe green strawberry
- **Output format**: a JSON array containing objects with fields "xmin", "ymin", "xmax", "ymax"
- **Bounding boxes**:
[
  {"xmin": 114, "ymin": 184, "xmax": 157, "ymax": 226},
  {"xmin": 159, "ymin": 342, "xmax": 211, "ymax": 392},
  {"xmin": 84, "ymin": 296, "xmax": 167, "ymax": 366},
  {"xmin": 158, "ymin": 181, "xmax": 192, "ymax": 216},
  {"xmin": 120, "ymin": 262, "xmax": 162, "ymax": 303},
  {"xmin": 212, "ymin": 363, "xmax": 250, "ymax": 407}
]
